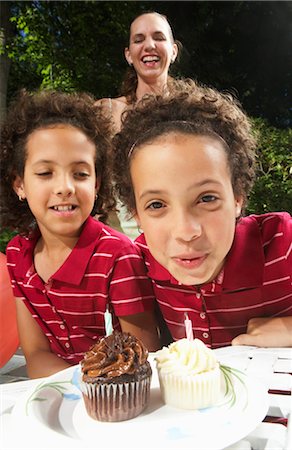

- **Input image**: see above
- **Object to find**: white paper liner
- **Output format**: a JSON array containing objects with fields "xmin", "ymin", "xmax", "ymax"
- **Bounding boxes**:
[{"xmin": 157, "ymin": 366, "xmax": 221, "ymax": 410}]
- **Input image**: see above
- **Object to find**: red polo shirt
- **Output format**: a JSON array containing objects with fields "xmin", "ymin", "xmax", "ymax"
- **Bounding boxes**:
[
  {"xmin": 6, "ymin": 217, "xmax": 155, "ymax": 363},
  {"xmin": 135, "ymin": 212, "xmax": 292, "ymax": 348}
]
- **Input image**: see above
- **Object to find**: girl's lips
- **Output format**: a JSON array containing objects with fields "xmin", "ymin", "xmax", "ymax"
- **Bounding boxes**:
[{"xmin": 172, "ymin": 255, "xmax": 207, "ymax": 269}]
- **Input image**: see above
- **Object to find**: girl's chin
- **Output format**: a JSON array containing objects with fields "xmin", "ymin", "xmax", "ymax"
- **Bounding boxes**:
[{"xmin": 170, "ymin": 269, "xmax": 216, "ymax": 286}]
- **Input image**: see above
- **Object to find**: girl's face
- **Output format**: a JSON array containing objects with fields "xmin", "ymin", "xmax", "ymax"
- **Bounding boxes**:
[
  {"xmin": 131, "ymin": 133, "xmax": 243, "ymax": 286},
  {"xmin": 125, "ymin": 13, "xmax": 178, "ymax": 82},
  {"xmin": 14, "ymin": 124, "xmax": 99, "ymax": 242}
]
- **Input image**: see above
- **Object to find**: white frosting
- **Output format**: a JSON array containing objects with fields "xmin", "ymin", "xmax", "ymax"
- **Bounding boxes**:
[{"xmin": 155, "ymin": 338, "xmax": 218, "ymax": 375}]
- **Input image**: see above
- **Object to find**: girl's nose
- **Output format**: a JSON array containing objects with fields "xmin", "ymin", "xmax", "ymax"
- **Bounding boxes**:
[
  {"xmin": 54, "ymin": 175, "xmax": 75, "ymax": 197},
  {"xmin": 173, "ymin": 213, "xmax": 202, "ymax": 243}
]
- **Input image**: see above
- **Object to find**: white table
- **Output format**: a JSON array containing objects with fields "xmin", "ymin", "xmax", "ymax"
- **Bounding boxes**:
[{"xmin": 0, "ymin": 346, "xmax": 291, "ymax": 450}]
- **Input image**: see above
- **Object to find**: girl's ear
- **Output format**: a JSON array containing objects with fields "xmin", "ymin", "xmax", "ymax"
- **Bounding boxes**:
[
  {"xmin": 133, "ymin": 211, "xmax": 140, "ymax": 227},
  {"xmin": 235, "ymin": 196, "xmax": 244, "ymax": 218},
  {"xmin": 13, "ymin": 175, "xmax": 25, "ymax": 201},
  {"xmin": 124, "ymin": 47, "xmax": 133, "ymax": 66}
]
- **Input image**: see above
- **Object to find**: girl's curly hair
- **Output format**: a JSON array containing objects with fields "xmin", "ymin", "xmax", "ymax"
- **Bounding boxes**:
[
  {"xmin": 0, "ymin": 89, "xmax": 115, "ymax": 235},
  {"xmin": 113, "ymin": 78, "xmax": 257, "ymax": 214}
]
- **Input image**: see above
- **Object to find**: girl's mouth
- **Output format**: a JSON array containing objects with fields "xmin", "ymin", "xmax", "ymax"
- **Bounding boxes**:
[
  {"xmin": 172, "ymin": 255, "xmax": 207, "ymax": 269},
  {"xmin": 51, "ymin": 205, "xmax": 76, "ymax": 212}
]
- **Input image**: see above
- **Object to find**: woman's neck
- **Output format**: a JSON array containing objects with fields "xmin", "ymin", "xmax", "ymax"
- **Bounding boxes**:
[{"xmin": 135, "ymin": 75, "xmax": 169, "ymax": 102}]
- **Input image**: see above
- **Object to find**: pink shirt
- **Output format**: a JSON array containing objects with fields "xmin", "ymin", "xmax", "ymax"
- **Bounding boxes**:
[
  {"xmin": 135, "ymin": 212, "xmax": 292, "ymax": 348},
  {"xmin": 6, "ymin": 217, "xmax": 155, "ymax": 363}
]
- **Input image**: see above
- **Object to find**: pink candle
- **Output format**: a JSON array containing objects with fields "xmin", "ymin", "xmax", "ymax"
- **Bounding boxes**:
[{"xmin": 184, "ymin": 313, "xmax": 194, "ymax": 340}]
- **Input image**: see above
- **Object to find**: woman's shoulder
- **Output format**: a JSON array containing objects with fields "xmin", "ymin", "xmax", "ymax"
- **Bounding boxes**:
[{"xmin": 95, "ymin": 96, "xmax": 128, "ymax": 109}]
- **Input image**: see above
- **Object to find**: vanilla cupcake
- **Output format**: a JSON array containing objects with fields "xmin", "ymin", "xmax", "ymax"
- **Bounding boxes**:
[
  {"xmin": 80, "ymin": 331, "xmax": 152, "ymax": 422},
  {"xmin": 155, "ymin": 338, "xmax": 221, "ymax": 410}
]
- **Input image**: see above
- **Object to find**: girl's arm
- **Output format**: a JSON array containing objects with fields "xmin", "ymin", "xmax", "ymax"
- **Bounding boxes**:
[
  {"xmin": 231, "ymin": 316, "xmax": 292, "ymax": 347},
  {"xmin": 119, "ymin": 310, "xmax": 161, "ymax": 352},
  {"xmin": 16, "ymin": 298, "xmax": 70, "ymax": 378}
]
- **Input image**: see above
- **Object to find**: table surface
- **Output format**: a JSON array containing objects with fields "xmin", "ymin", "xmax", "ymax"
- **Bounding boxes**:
[{"xmin": 0, "ymin": 345, "xmax": 291, "ymax": 450}]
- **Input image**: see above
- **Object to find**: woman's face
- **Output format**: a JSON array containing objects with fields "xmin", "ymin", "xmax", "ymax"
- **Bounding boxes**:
[
  {"xmin": 131, "ymin": 133, "xmax": 243, "ymax": 286},
  {"xmin": 125, "ymin": 13, "xmax": 178, "ymax": 82}
]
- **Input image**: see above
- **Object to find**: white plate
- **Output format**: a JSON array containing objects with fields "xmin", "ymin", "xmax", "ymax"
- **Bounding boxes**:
[{"xmin": 11, "ymin": 355, "xmax": 269, "ymax": 450}]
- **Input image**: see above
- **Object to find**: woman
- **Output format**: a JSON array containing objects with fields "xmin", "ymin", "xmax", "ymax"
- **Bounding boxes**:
[
  {"xmin": 98, "ymin": 11, "xmax": 179, "ymax": 132},
  {"xmin": 97, "ymin": 11, "xmax": 180, "ymax": 238}
]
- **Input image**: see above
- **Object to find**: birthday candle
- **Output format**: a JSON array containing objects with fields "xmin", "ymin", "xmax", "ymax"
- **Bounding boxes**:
[
  {"xmin": 104, "ymin": 307, "xmax": 113, "ymax": 336},
  {"xmin": 184, "ymin": 313, "xmax": 194, "ymax": 340}
]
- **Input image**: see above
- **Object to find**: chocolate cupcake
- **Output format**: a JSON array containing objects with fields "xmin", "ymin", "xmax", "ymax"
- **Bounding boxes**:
[{"xmin": 80, "ymin": 331, "xmax": 152, "ymax": 422}]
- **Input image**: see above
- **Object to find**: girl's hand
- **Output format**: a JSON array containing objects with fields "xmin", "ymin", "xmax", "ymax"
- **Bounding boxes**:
[{"xmin": 231, "ymin": 316, "xmax": 292, "ymax": 348}]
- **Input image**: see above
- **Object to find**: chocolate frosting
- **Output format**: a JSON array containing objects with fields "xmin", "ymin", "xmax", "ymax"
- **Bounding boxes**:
[{"xmin": 81, "ymin": 331, "xmax": 149, "ymax": 378}]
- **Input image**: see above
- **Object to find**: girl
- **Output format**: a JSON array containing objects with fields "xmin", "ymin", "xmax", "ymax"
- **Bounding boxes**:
[
  {"xmin": 0, "ymin": 89, "xmax": 159, "ymax": 378},
  {"xmin": 112, "ymin": 79, "xmax": 292, "ymax": 348}
]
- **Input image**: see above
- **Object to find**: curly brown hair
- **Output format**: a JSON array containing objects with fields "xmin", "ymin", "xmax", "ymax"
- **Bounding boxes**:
[
  {"xmin": 0, "ymin": 89, "xmax": 115, "ymax": 235},
  {"xmin": 120, "ymin": 11, "xmax": 182, "ymax": 104},
  {"xmin": 113, "ymin": 78, "xmax": 257, "ymax": 214}
]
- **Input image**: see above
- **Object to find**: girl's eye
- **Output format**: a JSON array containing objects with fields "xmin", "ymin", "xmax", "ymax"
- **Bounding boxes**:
[
  {"xmin": 200, "ymin": 195, "xmax": 218, "ymax": 203},
  {"xmin": 36, "ymin": 172, "xmax": 51, "ymax": 177},
  {"xmin": 74, "ymin": 172, "xmax": 90, "ymax": 179},
  {"xmin": 147, "ymin": 201, "xmax": 164, "ymax": 210}
]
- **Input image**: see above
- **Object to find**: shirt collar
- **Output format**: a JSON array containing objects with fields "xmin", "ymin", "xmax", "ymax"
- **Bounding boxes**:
[
  {"xmin": 222, "ymin": 217, "xmax": 264, "ymax": 290},
  {"xmin": 52, "ymin": 216, "xmax": 102, "ymax": 285},
  {"xmin": 15, "ymin": 216, "xmax": 102, "ymax": 286}
]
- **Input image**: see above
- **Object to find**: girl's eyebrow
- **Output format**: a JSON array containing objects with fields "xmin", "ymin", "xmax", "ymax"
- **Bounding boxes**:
[
  {"xmin": 31, "ymin": 159, "xmax": 92, "ymax": 167},
  {"xmin": 139, "ymin": 189, "xmax": 165, "ymax": 200},
  {"xmin": 138, "ymin": 180, "xmax": 223, "ymax": 200}
]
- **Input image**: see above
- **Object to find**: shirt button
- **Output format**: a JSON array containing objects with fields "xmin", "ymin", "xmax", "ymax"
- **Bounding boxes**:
[
  {"xmin": 200, "ymin": 313, "xmax": 206, "ymax": 319},
  {"xmin": 60, "ymin": 324, "xmax": 65, "ymax": 330},
  {"xmin": 65, "ymin": 342, "xmax": 70, "ymax": 348},
  {"xmin": 203, "ymin": 332, "xmax": 209, "ymax": 339}
]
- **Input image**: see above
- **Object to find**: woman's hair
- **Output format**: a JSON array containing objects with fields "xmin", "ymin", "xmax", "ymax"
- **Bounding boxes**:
[
  {"xmin": 120, "ymin": 11, "xmax": 182, "ymax": 104},
  {"xmin": 113, "ymin": 78, "xmax": 257, "ymax": 214},
  {"xmin": 0, "ymin": 89, "xmax": 115, "ymax": 235}
]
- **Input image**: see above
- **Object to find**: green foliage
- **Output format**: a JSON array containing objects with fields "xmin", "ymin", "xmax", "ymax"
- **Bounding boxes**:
[
  {"xmin": 6, "ymin": 1, "xmax": 143, "ymax": 97},
  {"xmin": 0, "ymin": 229, "xmax": 17, "ymax": 254},
  {"xmin": 247, "ymin": 118, "xmax": 292, "ymax": 214}
]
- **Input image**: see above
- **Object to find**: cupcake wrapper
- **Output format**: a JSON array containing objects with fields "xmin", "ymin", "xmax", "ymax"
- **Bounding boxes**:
[
  {"xmin": 82, "ymin": 376, "xmax": 151, "ymax": 422},
  {"xmin": 157, "ymin": 366, "xmax": 221, "ymax": 410}
]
